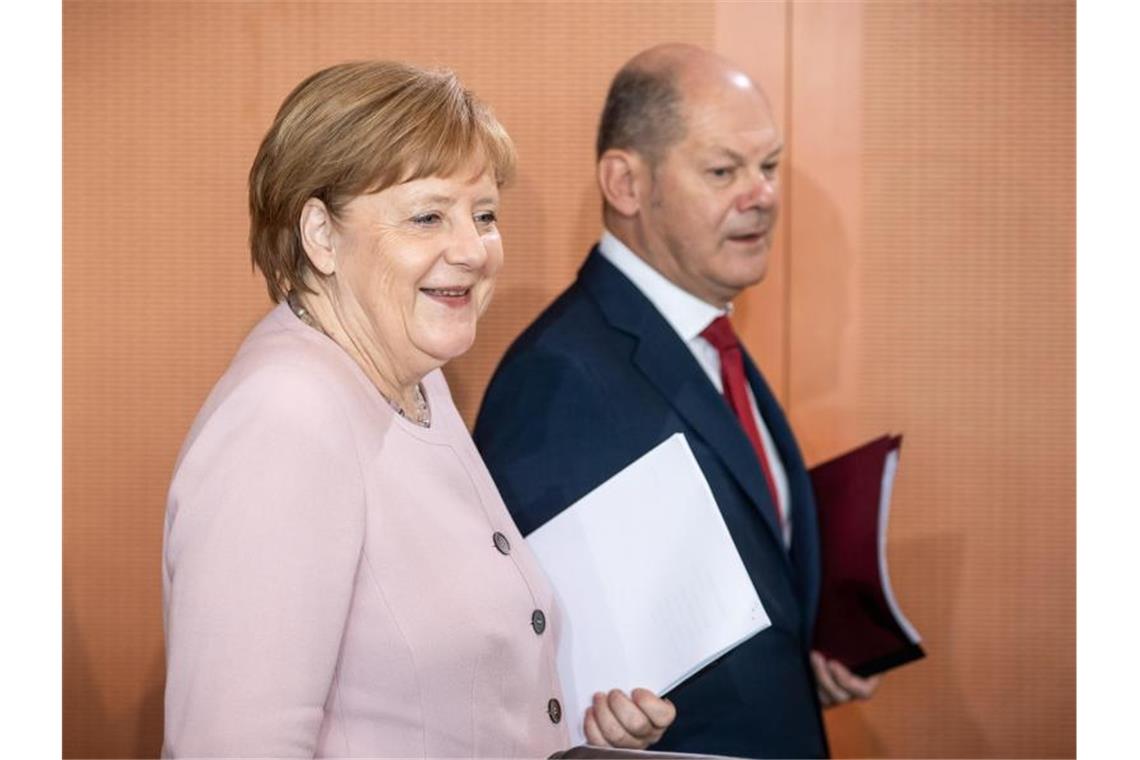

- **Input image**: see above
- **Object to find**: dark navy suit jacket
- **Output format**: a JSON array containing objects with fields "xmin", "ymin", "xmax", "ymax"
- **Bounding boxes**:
[{"xmin": 474, "ymin": 249, "xmax": 828, "ymax": 758}]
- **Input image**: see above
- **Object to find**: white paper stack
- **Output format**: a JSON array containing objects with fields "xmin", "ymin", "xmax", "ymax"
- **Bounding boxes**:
[{"xmin": 527, "ymin": 433, "xmax": 770, "ymax": 745}]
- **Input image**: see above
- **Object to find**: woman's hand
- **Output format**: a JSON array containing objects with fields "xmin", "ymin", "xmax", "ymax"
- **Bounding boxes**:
[{"xmin": 583, "ymin": 688, "xmax": 676, "ymax": 749}]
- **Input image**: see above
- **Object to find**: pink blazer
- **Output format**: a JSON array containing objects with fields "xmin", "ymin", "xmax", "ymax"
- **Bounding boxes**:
[{"xmin": 163, "ymin": 304, "xmax": 570, "ymax": 757}]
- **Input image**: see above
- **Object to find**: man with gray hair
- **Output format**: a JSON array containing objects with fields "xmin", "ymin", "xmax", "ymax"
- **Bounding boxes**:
[{"xmin": 476, "ymin": 44, "xmax": 879, "ymax": 757}]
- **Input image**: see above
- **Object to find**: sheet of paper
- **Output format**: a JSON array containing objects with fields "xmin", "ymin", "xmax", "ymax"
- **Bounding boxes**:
[
  {"xmin": 877, "ymin": 448, "xmax": 921, "ymax": 644},
  {"xmin": 527, "ymin": 433, "xmax": 770, "ymax": 745}
]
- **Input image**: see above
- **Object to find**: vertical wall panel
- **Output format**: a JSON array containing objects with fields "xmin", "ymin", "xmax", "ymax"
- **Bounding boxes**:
[
  {"xmin": 787, "ymin": 2, "xmax": 1075, "ymax": 757},
  {"xmin": 784, "ymin": 0, "xmax": 867, "ymax": 463}
]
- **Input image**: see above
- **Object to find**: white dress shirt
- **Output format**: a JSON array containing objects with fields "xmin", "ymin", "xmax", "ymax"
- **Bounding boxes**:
[{"xmin": 597, "ymin": 231, "xmax": 792, "ymax": 546}]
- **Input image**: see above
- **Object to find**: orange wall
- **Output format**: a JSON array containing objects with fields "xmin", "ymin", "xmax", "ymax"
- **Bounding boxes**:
[
  {"xmin": 63, "ymin": 2, "xmax": 1074, "ymax": 757},
  {"xmin": 786, "ymin": 3, "xmax": 1074, "ymax": 757}
]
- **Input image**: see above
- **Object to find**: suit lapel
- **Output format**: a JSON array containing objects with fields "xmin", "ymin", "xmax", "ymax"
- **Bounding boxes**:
[
  {"xmin": 578, "ymin": 249, "xmax": 789, "ymax": 553},
  {"xmin": 742, "ymin": 352, "xmax": 822, "ymax": 633}
]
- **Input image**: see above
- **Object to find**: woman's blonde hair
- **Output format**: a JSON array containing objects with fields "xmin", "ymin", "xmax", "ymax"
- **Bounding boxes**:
[{"xmin": 249, "ymin": 61, "xmax": 516, "ymax": 302}]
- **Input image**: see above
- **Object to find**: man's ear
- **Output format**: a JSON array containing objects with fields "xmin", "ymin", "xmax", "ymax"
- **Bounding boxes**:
[
  {"xmin": 300, "ymin": 198, "xmax": 337, "ymax": 275},
  {"xmin": 597, "ymin": 149, "xmax": 644, "ymax": 218}
]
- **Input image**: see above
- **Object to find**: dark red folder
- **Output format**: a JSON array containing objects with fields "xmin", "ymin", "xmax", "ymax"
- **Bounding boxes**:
[{"xmin": 809, "ymin": 435, "xmax": 925, "ymax": 677}]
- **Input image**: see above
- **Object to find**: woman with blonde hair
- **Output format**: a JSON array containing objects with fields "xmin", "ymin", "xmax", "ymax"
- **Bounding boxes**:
[{"xmin": 162, "ymin": 61, "xmax": 674, "ymax": 757}]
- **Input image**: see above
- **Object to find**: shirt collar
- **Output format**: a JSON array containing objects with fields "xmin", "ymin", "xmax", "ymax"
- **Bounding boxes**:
[{"xmin": 597, "ymin": 230, "xmax": 729, "ymax": 342}]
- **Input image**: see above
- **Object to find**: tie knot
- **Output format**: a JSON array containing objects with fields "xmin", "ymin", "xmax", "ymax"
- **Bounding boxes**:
[{"xmin": 701, "ymin": 315, "xmax": 739, "ymax": 352}]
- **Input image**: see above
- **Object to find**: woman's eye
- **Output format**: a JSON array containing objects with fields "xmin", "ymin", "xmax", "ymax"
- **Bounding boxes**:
[
  {"xmin": 762, "ymin": 162, "xmax": 779, "ymax": 176},
  {"xmin": 475, "ymin": 210, "xmax": 498, "ymax": 225},
  {"xmin": 412, "ymin": 212, "xmax": 442, "ymax": 226},
  {"xmin": 709, "ymin": 167, "xmax": 734, "ymax": 179}
]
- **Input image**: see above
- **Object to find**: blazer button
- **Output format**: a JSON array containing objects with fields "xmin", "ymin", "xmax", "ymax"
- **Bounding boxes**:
[
  {"xmin": 492, "ymin": 531, "xmax": 511, "ymax": 555},
  {"xmin": 547, "ymin": 697, "xmax": 562, "ymax": 724},
  {"xmin": 531, "ymin": 609, "xmax": 546, "ymax": 635}
]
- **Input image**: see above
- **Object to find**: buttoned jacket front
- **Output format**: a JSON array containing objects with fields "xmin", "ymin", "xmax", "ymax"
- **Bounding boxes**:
[{"xmin": 164, "ymin": 303, "xmax": 569, "ymax": 758}]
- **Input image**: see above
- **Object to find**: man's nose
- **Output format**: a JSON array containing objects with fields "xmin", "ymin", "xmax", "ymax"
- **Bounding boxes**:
[{"xmin": 736, "ymin": 171, "xmax": 778, "ymax": 212}]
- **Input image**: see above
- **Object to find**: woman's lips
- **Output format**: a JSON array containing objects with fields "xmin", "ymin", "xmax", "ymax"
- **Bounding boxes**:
[{"xmin": 420, "ymin": 286, "xmax": 473, "ymax": 308}]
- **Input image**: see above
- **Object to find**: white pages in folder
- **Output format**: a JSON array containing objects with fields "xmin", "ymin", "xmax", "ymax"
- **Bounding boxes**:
[{"xmin": 527, "ymin": 433, "xmax": 770, "ymax": 745}]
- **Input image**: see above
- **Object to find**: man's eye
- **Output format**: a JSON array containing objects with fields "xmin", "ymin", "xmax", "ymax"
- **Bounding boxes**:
[
  {"xmin": 762, "ymin": 162, "xmax": 780, "ymax": 176},
  {"xmin": 412, "ymin": 212, "xmax": 442, "ymax": 226},
  {"xmin": 709, "ymin": 167, "xmax": 734, "ymax": 179},
  {"xmin": 475, "ymin": 210, "xmax": 498, "ymax": 225}
]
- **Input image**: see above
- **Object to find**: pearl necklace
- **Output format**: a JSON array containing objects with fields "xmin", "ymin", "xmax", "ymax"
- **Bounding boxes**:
[{"xmin": 286, "ymin": 291, "xmax": 431, "ymax": 427}]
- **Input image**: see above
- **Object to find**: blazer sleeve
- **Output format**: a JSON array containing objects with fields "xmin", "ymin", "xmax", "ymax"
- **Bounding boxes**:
[{"xmin": 162, "ymin": 363, "xmax": 366, "ymax": 758}]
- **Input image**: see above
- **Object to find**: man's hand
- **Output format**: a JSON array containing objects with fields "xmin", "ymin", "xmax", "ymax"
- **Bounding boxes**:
[
  {"xmin": 583, "ymin": 688, "xmax": 676, "ymax": 748},
  {"xmin": 810, "ymin": 651, "xmax": 882, "ymax": 707}
]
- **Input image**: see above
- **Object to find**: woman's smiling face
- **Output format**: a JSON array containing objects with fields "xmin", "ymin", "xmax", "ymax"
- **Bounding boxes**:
[{"xmin": 328, "ymin": 164, "xmax": 504, "ymax": 372}]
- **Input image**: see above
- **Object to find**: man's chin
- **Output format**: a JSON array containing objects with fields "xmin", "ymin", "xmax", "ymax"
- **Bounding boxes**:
[{"xmin": 725, "ymin": 251, "xmax": 771, "ymax": 288}]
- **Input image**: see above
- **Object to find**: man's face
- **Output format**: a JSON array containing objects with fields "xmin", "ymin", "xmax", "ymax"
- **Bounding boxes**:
[{"xmin": 637, "ymin": 79, "xmax": 783, "ymax": 307}]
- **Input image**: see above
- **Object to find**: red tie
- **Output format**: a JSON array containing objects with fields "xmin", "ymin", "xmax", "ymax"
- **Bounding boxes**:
[{"xmin": 701, "ymin": 315, "xmax": 783, "ymax": 528}]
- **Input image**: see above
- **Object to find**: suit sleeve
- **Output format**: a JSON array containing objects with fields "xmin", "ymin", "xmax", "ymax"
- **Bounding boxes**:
[
  {"xmin": 162, "ymin": 364, "xmax": 366, "ymax": 757},
  {"xmin": 475, "ymin": 348, "xmax": 624, "ymax": 536}
]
